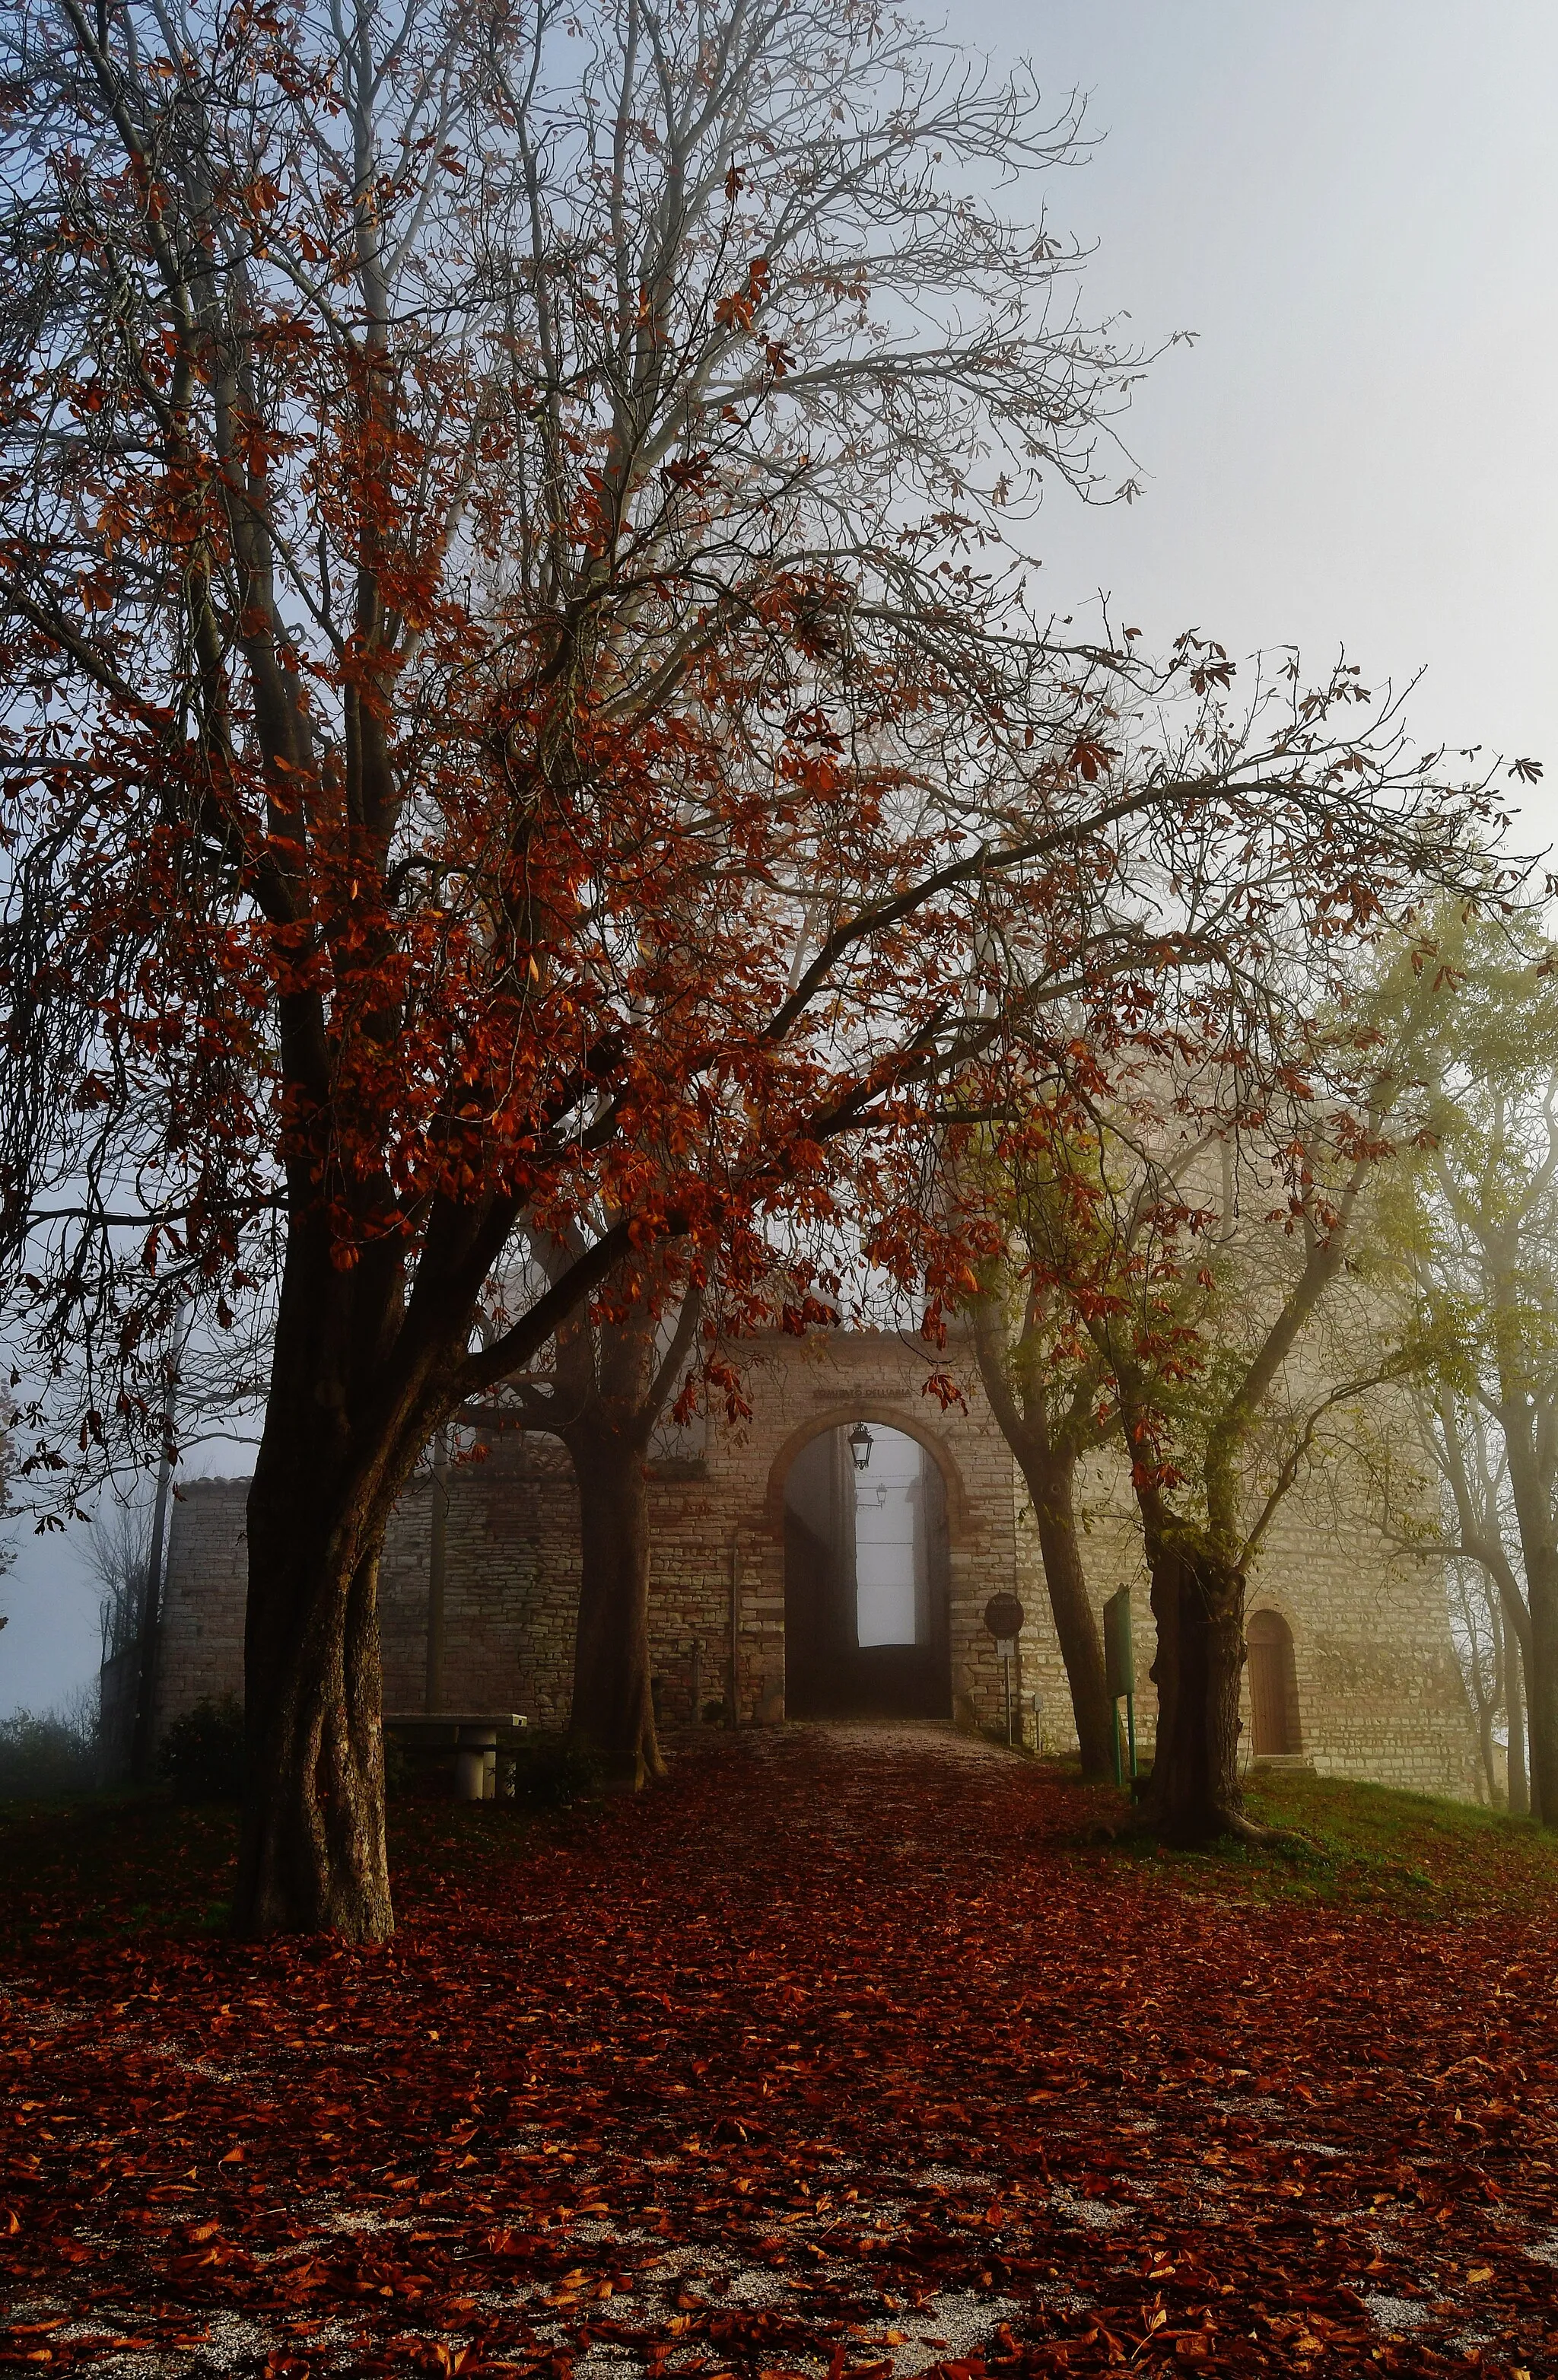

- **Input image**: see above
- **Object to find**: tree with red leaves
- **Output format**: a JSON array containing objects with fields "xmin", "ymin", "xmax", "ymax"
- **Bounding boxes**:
[{"xmin": 0, "ymin": 0, "xmax": 1512, "ymax": 1936}]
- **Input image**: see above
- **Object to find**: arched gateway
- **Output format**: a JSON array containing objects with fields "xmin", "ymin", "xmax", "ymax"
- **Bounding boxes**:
[{"xmin": 768, "ymin": 1411, "xmax": 959, "ymax": 1720}]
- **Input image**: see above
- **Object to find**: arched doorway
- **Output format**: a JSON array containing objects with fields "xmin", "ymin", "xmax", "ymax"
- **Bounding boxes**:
[
  {"xmin": 782, "ymin": 1422, "xmax": 952, "ymax": 1719},
  {"xmin": 1246, "ymin": 1608, "xmax": 1302, "ymax": 1756}
]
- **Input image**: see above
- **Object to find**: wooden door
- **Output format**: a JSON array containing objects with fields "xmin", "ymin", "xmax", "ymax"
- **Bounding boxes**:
[{"xmin": 1246, "ymin": 1609, "xmax": 1295, "ymax": 1755}]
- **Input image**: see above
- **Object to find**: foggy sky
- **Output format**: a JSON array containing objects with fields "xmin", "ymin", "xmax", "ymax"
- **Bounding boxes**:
[{"xmin": 963, "ymin": 1, "xmax": 1557, "ymax": 832}]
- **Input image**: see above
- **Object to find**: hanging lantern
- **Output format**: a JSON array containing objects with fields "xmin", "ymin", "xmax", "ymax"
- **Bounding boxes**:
[{"xmin": 847, "ymin": 1421, "xmax": 873, "ymax": 1472}]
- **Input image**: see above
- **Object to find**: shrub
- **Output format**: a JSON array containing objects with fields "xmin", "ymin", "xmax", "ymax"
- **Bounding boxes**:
[
  {"xmin": 507, "ymin": 1734, "xmax": 601, "ymax": 1809},
  {"xmin": 381, "ymin": 1726, "xmax": 412, "ymax": 1799},
  {"xmin": 0, "ymin": 1700, "xmax": 98, "ymax": 1798},
  {"xmin": 157, "ymin": 1694, "xmax": 244, "ymax": 1802}
]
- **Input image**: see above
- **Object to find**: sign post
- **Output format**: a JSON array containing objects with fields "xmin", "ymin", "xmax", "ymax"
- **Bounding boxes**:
[
  {"xmin": 982, "ymin": 1593, "xmax": 1025, "ymax": 1748},
  {"xmin": 1102, "ymin": 1585, "xmax": 1137, "ymax": 1789}
]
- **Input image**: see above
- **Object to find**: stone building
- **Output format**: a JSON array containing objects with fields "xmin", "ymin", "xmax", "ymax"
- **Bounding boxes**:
[{"xmin": 151, "ymin": 1328, "xmax": 1479, "ymax": 1795}]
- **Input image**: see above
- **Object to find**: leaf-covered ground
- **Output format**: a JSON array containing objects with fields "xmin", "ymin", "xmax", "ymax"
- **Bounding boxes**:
[{"xmin": 2, "ymin": 1726, "xmax": 1556, "ymax": 2378}]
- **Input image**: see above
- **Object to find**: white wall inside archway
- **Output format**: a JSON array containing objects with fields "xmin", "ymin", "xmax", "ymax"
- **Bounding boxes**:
[{"xmin": 854, "ymin": 1426, "xmax": 929, "ymax": 1648}]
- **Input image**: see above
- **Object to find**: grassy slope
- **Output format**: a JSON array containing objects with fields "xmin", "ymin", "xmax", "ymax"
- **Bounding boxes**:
[
  {"xmin": 1097, "ymin": 1763, "xmax": 1558, "ymax": 1917},
  {"xmin": 0, "ymin": 1763, "xmax": 1553, "ymax": 1944}
]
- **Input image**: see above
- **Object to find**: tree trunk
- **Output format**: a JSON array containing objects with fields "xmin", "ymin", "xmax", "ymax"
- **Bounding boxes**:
[
  {"xmin": 226, "ymin": 1131, "xmax": 648, "ymax": 1933},
  {"xmin": 1479, "ymin": 1589, "xmax": 1506, "ymax": 1809},
  {"xmin": 565, "ymin": 1423, "xmax": 663, "ymax": 1784},
  {"xmin": 1491, "ymin": 1416, "xmax": 1551, "ymax": 1825},
  {"xmin": 232, "ymin": 1220, "xmax": 428, "ymax": 1942},
  {"xmin": 1477, "ymin": 1699, "xmax": 1501, "ymax": 1811},
  {"xmin": 1140, "ymin": 1541, "xmax": 1246, "ymax": 1844},
  {"xmin": 236, "ymin": 1459, "xmax": 394, "ymax": 1941},
  {"xmin": 1015, "ymin": 1441, "xmax": 1114, "ymax": 1780},
  {"xmin": 968, "ymin": 1299, "xmax": 1114, "ymax": 1780},
  {"xmin": 537, "ymin": 1263, "xmax": 699, "ymax": 1785},
  {"xmin": 1502, "ymin": 1599, "xmax": 1530, "ymax": 1818},
  {"xmin": 1525, "ymin": 1561, "xmax": 1557, "ymax": 1828}
]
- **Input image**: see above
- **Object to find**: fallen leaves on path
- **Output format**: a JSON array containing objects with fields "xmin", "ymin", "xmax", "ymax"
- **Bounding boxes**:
[{"xmin": 2, "ymin": 1727, "xmax": 1555, "ymax": 2376}]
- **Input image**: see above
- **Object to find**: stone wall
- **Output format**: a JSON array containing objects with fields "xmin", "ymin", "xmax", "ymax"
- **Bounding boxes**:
[
  {"xmin": 156, "ymin": 1476, "xmax": 249, "ymax": 1733},
  {"xmin": 151, "ymin": 1331, "xmax": 1479, "ymax": 1799},
  {"xmin": 1019, "ymin": 1446, "xmax": 1479, "ymax": 1797}
]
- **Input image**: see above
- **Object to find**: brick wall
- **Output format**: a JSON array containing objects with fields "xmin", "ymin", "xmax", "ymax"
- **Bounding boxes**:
[{"xmin": 152, "ymin": 1332, "xmax": 1479, "ymax": 1799}]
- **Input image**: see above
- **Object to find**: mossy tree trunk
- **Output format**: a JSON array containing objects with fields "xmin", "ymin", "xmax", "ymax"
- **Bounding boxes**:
[
  {"xmin": 1493, "ymin": 1389, "xmax": 1552, "ymax": 1828},
  {"xmin": 1012, "ymin": 1438, "xmax": 1115, "ymax": 1780},
  {"xmin": 972, "ymin": 1294, "xmax": 1114, "ymax": 1780},
  {"xmin": 1133, "ymin": 1488, "xmax": 1246, "ymax": 1844}
]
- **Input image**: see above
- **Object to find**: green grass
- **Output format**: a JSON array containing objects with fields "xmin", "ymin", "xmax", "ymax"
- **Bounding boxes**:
[{"xmin": 1096, "ymin": 1764, "xmax": 1558, "ymax": 1916}]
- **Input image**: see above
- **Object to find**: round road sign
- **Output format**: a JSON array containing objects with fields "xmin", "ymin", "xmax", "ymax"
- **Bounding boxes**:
[{"xmin": 983, "ymin": 1592, "xmax": 1025, "ymax": 1642}]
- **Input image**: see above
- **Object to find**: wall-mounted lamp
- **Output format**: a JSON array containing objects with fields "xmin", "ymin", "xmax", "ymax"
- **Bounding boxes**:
[{"xmin": 847, "ymin": 1421, "xmax": 873, "ymax": 1473}]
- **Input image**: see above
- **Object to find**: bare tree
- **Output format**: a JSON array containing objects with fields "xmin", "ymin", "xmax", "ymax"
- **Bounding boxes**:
[
  {"xmin": 89, "ymin": 1495, "xmax": 155, "ymax": 1780},
  {"xmin": 1410, "ymin": 1387, "xmax": 1532, "ymax": 1812},
  {"xmin": 1382, "ymin": 918, "xmax": 1558, "ymax": 1829},
  {"xmin": 495, "ymin": 1242, "xmax": 704, "ymax": 1779},
  {"xmin": 90, "ymin": 1500, "xmax": 154, "ymax": 1670},
  {"xmin": 971, "ymin": 1250, "xmax": 1115, "ymax": 1780}
]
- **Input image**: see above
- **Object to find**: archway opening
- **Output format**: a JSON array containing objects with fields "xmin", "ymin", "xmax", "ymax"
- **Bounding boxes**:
[
  {"xmin": 1246, "ymin": 1608, "xmax": 1302, "ymax": 1756},
  {"xmin": 783, "ymin": 1423, "xmax": 951, "ymax": 1720}
]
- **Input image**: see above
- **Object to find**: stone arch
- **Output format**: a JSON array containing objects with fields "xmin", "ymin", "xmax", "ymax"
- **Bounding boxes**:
[
  {"xmin": 762, "ymin": 1403, "xmax": 972, "ymax": 1544},
  {"xmin": 773, "ymin": 1406, "xmax": 959, "ymax": 1723}
]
